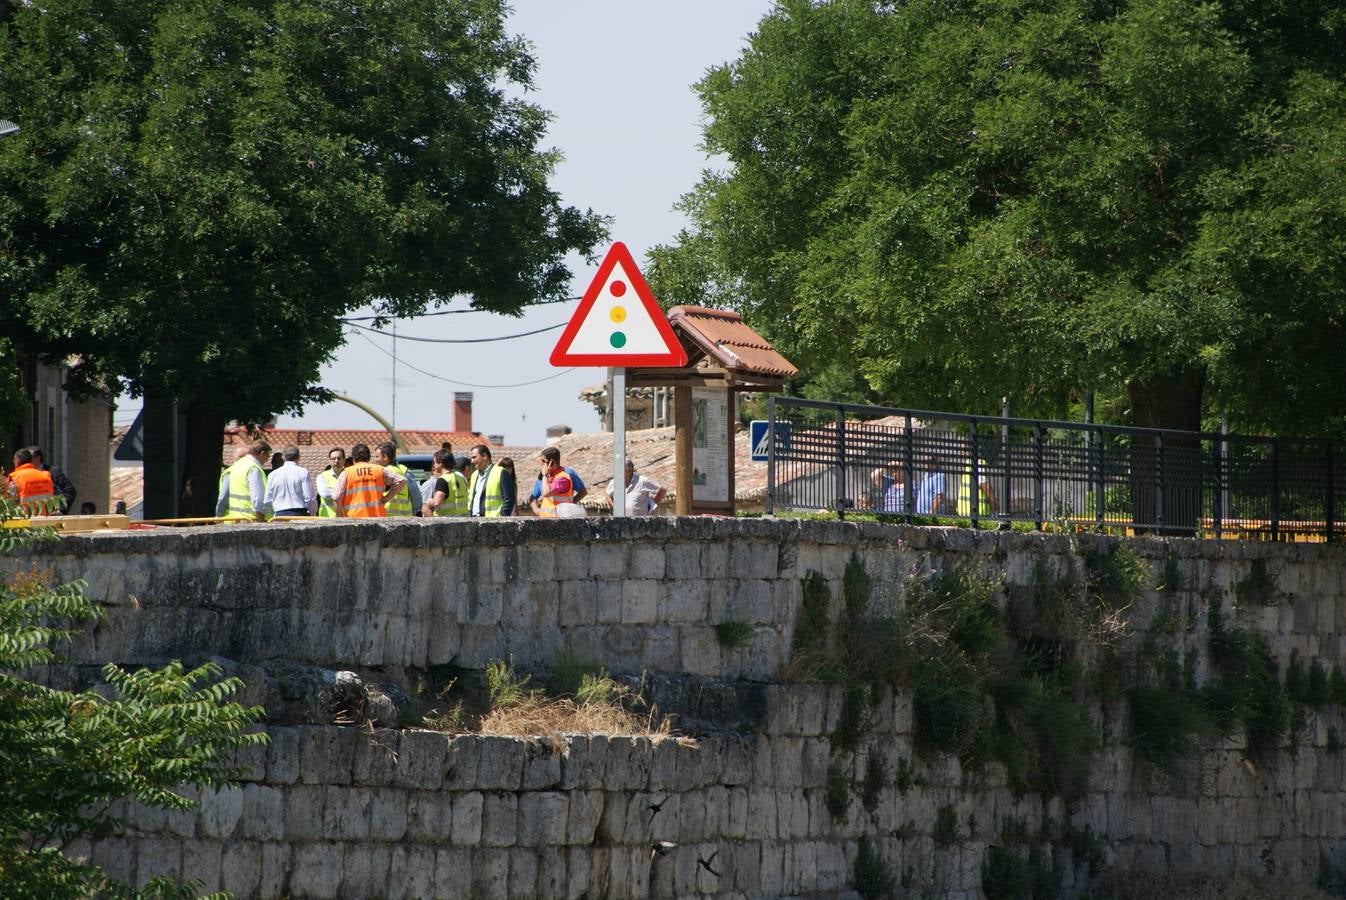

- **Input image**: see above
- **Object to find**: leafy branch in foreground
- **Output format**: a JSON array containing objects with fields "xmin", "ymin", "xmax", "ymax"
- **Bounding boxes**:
[{"xmin": 0, "ymin": 509, "xmax": 266, "ymax": 899}]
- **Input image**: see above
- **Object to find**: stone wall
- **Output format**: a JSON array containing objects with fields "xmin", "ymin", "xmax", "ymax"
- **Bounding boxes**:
[{"xmin": 15, "ymin": 518, "xmax": 1346, "ymax": 898}]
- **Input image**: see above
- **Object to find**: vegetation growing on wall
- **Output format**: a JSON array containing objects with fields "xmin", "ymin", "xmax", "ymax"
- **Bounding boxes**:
[{"xmin": 0, "ymin": 510, "xmax": 266, "ymax": 899}]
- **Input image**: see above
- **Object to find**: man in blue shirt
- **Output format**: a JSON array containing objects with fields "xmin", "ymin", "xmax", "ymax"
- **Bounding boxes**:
[{"xmin": 528, "ymin": 447, "xmax": 587, "ymax": 515}]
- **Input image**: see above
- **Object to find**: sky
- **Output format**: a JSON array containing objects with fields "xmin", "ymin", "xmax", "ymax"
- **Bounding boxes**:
[{"xmin": 115, "ymin": 2, "xmax": 776, "ymax": 445}]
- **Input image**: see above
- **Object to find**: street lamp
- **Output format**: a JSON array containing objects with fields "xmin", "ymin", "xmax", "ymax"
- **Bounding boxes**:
[{"xmin": 0, "ymin": 119, "xmax": 18, "ymax": 138}]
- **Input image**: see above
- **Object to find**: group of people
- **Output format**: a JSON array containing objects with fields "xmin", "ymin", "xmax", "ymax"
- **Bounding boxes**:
[
  {"xmin": 4, "ymin": 446, "xmax": 86, "ymax": 516},
  {"xmin": 215, "ymin": 438, "xmax": 667, "ymax": 522},
  {"xmin": 859, "ymin": 457, "xmax": 994, "ymax": 517}
]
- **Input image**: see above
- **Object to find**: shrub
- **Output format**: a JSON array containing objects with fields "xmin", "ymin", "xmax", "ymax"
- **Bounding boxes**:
[
  {"xmin": 934, "ymin": 804, "xmax": 960, "ymax": 844},
  {"xmin": 825, "ymin": 764, "xmax": 851, "ymax": 821},
  {"xmin": 861, "ymin": 748, "xmax": 887, "ymax": 813},
  {"xmin": 1084, "ymin": 544, "xmax": 1148, "ymax": 610},
  {"xmin": 714, "ymin": 620, "xmax": 754, "ymax": 650},
  {"xmin": 1130, "ymin": 686, "xmax": 1207, "ymax": 775},
  {"xmin": 793, "ymin": 570, "xmax": 831, "ymax": 658},
  {"xmin": 983, "ymin": 845, "xmax": 1059, "ymax": 900},
  {"xmin": 549, "ymin": 649, "xmax": 600, "ymax": 698},
  {"xmin": 854, "ymin": 835, "xmax": 894, "ymax": 899}
]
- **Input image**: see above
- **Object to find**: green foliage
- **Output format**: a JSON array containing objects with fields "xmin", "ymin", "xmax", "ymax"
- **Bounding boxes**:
[
  {"xmin": 1129, "ymin": 686, "xmax": 1208, "ymax": 775},
  {"xmin": 1157, "ymin": 554, "xmax": 1183, "ymax": 594},
  {"xmin": 0, "ymin": 0, "xmax": 604, "ymax": 427},
  {"xmin": 714, "ymin": 620, "xmax": 755, "ymax": 651},
  {"xmin": 933, "ymin": 804, "xmax": 960, "ymax": 844},
  {"xmin": 1207, "ymin": 601, "xmax": 1291, "ymax": 760},
  {"xmin": 549, "ymin": 649, "xmax": 601, "ymax": 698},
  {"xmin": 483, "ymin": 659, "xmax": 533, "ymax": 710},
  {"xmin": 824, "ymin": 764, "xmax": 851, "ymax": 822},
  {"xmin": 853, "ymin": 835, "xmax": 894, "ymax": 900},
  {"xmin": 574, "ymin": 672, "xmax": 621, "ymax": 708},
  {"xmin": 1236, "ymin": 559, "xmax": 1282, "ymax": 606},
  {"xmin": 1330, "ymin": 666, "xmax": 1346, "ymax": 706},
  {"xmin": 983, "ymin": 845, "xmax": 1058, "ymax": 900},
  {"xmin": 793, "ymin": 570, "xmax": 831, "ymax": 657},
  {"xmin": 843, "ymin": 552, "xmax": 873, "ymax": 619},
  {"xmin": 894, "ymin": 756, "xmax": 920, "ymax": 796},
  {"xmin": 1084, "ymin": 545, "xmax": 1149, "ymax": 610},
  {"xmin": 860, "ymin": 749, "xmax": 886, "ymax": 813},
  {"xmin": 649, "ymin": 0, "xmax": 1346, "ymax": 437},
  {"xmin": 831, "ymin": 682, "xmax": 875, "ymax": 753},
  {"xmin": 0, "ymin": 517, "xmax": 266, "ymax": 898}
]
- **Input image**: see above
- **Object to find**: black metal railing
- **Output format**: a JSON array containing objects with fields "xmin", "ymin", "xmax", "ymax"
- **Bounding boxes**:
[{"xmin": 765, "ymin": 397, "xmax": 1346, "ymax": 541}]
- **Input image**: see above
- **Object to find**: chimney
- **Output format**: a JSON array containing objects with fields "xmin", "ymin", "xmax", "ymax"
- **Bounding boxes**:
[{"xmin": 453, "ymin": 392, "xmax": 473, "ymax": 434}]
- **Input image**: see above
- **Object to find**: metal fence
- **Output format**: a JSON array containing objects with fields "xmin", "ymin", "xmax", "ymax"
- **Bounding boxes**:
[{"xmin": 765, "ymin": 397, "xmax": 1346, "ymax": 541}]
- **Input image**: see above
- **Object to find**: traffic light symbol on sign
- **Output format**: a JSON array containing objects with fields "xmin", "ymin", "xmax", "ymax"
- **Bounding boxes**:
[{"xmin": 549, "ymin": 242, "xmax": 687, "ymax": 367}]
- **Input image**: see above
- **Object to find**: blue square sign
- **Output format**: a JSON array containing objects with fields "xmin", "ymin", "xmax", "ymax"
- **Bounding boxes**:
[{"xmin": 750, "ymin": 420, "xmax": 789, "ymax": 462}]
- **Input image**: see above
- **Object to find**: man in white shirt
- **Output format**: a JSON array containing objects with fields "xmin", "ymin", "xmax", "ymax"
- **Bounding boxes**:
[
  {"xmin": 264, "ymin": 445, "xmax": 316, "ymax": 516},
  {"xmin": 609, "ymin": 461, "xmax": 665, "ymax": 516}
]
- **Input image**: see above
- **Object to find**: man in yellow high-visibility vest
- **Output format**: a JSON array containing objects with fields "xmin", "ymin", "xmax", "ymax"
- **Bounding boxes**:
[{"xmin": 215, "ymin": 440, "xmax": 270, "ymax": 521}]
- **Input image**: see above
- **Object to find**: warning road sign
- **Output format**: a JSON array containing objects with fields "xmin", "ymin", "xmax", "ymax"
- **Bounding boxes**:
[{"xmin": 549, "ymin": 242, "xmax": 687, "ymax": 367}]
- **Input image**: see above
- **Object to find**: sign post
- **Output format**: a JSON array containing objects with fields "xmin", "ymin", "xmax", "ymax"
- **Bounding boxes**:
[{"xmin": 550, "ymin": 242, "xmax": 686, "ymax": 515}]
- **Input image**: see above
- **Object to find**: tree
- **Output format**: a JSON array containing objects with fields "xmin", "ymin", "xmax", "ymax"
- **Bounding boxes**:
[
  {"xmin": 0, "ymin": 513, "xmax": 266, "ymax": 897},
  {"xmin": 648, "ymin": 0, "xmax": 1346, "ymax": 436},
  {"xmin": 0, "ymin": 0, "xmax": 606, "ymax": 513}
]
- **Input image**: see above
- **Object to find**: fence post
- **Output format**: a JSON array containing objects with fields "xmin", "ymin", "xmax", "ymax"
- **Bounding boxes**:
[
  {"xmin": 1000, "ymin": 398, "xmax": 1011, "ymax": 524},
  {"xmin": 1326, "ymin": 440, "xmax": 1335, "ymax": 544},
  {"xmin": 970, "ymin": 423, "xmax": 981, "ymax": 529},
  {"xmin": 1095, "ymin": 426, "xmax": 1106, "ymax": 528},
  {"xmin": 1155, "ymin": 432, "xmax": 1165, "ymax": 531},
  {"xmin": 1211, "ymin": 436, "xmax": 1223, "ymax": 541},
  {"xmin": 1271, "ymin": 439, "xmax": 1281, "ymax": 542},
  {"xmin": 904, "ymin": 414, "xmax": 915, "ymax": 518},
  {"xmin": 835, "ymin": 404, "xmax": 847, "ymax": 521},
  {"xmin": 766, "ymin": 396, "xmax": 776, "ymax": 516},
  {"xmin": 1034, "ymin": 423, "xmax": 1045, "ymax": 531}
]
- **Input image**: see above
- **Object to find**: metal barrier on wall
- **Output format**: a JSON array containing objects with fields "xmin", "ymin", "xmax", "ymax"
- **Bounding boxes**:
[{"xmin": 765, "ymin": 397, "xmax": 1346, "ymax": 541}]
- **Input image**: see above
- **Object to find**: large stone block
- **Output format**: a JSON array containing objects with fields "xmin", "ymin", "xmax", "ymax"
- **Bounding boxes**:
[
  {"xmin": 434, "ymin": 847, "xmax": 472, "ymax": 899},
  {"xmin": 560, "ymin": 580, "xmax": 596, "ymax": 627},
  {"xmin": 291, "ymin": 842, "xmax": 344, "ymax": 899},
  {"xmin": 396, "ymin": 730, "xmax": 449, "ymax": 791},
  {"xmin": 406, "ymin": 791, "xmax": 452, "ymax": 841},
  {"xmin": 197, "ymin": 785, "xmax": 244, "ymax": 840},
  {"xmin": 475, "ymin": 735, "xmax": 526, "ymax": 790},
  {"xmin": 298, "ymin": 725, "xmax": 357, "ymax": 785},
  {"xmin": 387, "ymin": 845, "xmax": 437, "ymax": 900},
  {"xmin": 621, "ymin": 579, "xmax": 659, "ymax": 624},
  {"xmin": 370, "ymin": 788, "xmax": 409, "ymax": 841},
  {"xmin": 566, "ymin": 790, "xmax": 605, "ymax": 845},
  {"xmin": 221, "ymin": 841, "xmax": 261, "ymax": 898},
  {"xmin": 481, "ymin": 791, "xmax": 518, "ymax": 847},
  {"xmin": 447, "ymin": 791, "xmax": 483, "ymax": 845},
  {"xmin": 341, "ymin": 843, "xmax": 392, "ymax": 898},
  {"xmin": 472, "ymin": 848, "xmax": 510, "ymax": 900},
  {"xmin": 517, "ymin": 792, "xmax": 568, "ymax": 846}
]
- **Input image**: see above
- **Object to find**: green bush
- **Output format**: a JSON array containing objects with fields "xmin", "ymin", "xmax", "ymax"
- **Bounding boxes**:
[
  {"xmin": 854, "ymin": 835, "xmax": 894, "ymax": 899},
  {"xmin": 861, "ymin": 749, "xmax": 886, "ymax": 813},
  {"xmin": 825, "ymin": 764, "xmax": 851, "ymax": 821},
  {"xmin": 843, "ymin": 551, "xmax": 873, "ymax": 619},
  {"xmin": 1084, "ymin": 544, "xmax": 1149, "ymax": 609},
  {"xmin": 1130, "ymin": 686, "xmax": 1207, "ymax": 774},
  {"xmin": 983, "ymin": 845, "xmax": 1058, "ymax": 900},
  {"xmin": 934, "ymin": 804, "xmax": 960, "ymax": 844},
  {"xmin": 713, "ymin": 620, "xmax": 755, "ymax": 651},
  {"xmin": 793, "ymin": 570, "xmax": 831, "ymax": 657}
]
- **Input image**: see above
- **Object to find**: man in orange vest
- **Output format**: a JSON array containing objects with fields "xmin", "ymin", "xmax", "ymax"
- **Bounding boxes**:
[
  {"xmin": 333, "ymin": 442, "xmax": 406, "ymax": 518},
  {"xmin": 8, "ymin": 447, "xmax": 57, "ymax": 515}
]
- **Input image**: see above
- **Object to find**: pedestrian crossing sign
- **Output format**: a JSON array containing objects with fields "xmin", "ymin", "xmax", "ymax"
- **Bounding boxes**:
[{"xmin": 549, "ymin": 242, "xmax": 688, "ymax": 367}]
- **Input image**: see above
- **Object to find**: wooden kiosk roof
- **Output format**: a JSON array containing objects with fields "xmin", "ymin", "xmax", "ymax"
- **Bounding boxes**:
[{"xmin": 625, "ymin": 306, "xmax": 797, "ymax": 390}]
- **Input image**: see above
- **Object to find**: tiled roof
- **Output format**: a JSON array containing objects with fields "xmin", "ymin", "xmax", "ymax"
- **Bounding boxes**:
[{"xmin": 667, "ymin": 306, "xmax": 798, "ymax": 381}]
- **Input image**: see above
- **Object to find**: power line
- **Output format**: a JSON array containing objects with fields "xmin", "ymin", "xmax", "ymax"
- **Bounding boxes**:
[
  {"xmin": 351, "ymin": 330, "xmax": 580, "ymax": 389},
  {"xmin": 344, "ymin": 319, "xmax": 565, "ymax": 344},
  {"xmin": 341, "ymin": 295, "xmax": 578, "ymax": 322}
]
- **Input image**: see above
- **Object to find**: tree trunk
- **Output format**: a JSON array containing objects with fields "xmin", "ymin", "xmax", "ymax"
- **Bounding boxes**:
[
  {"xmin": 141, "ymin": 393, "xmax": 180, "ymax": 520},
  {"xmin": 180, "ymin": 405, "xmax": 227, "ymax": 517},
  {"xmin": 1127, "ymin": 369, "xmax": 1206, "ymax": 535}
]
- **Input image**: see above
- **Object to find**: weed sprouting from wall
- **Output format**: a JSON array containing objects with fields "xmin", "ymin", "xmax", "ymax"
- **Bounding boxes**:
[
  {"xmin": 853, "ymin": 835, "xmax": 894, "ymax": 899},
  {"xmin": 825, "ymin": 764, "xmax": 851, "ymax": 821},
  {"xmin": 713, "ymin": 620, "xmax": 754, "ymax": 651},
  {"xmin": 1236, "ymin": 558, "xmax": 1282, "ymax": 606}
]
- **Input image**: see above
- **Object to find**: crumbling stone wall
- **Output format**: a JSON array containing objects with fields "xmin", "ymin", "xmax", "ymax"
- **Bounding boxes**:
[{"xmin": 16, "ymin": 519, "xmax": 1346, "ymax": 898}]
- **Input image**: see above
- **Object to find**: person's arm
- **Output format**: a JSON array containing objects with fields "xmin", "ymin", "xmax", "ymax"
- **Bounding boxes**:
[
  {"xmin": 53, "ymin": 469, "xmax": 76, "ymax": 510},
  {"xmin": 215, "ymin": 471, "xmax": 229, "ymax": 517},
  {"xmin": 570, "ymin": 468, "xmax": 587, "ymax": 503},
  {"xmin": 333, "ymin": 470, "xmax": 348, "ymax": 517},
  {"xmin": 304, "ymin": 472, "xmax": 318, "ymax": 514},
  {"xmin": 423, "ymin": 478, "xmax": 448, "ymax": 516},
  {"xmin": 500, "ymin": 469, "xmax": 516, "ymax": 516},
  {"xmin": 248, "ymin": 467, "xmax": 267, "ymax": 520},
  {"xmin": 382, "ymin": 467, "xmax": 406, "ymax": 504}
]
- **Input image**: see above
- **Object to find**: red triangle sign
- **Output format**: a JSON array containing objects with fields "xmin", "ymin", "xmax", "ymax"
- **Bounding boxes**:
[{"xmin": 550, "ymin": 242, "xmax": 688, "ymax": 367}]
